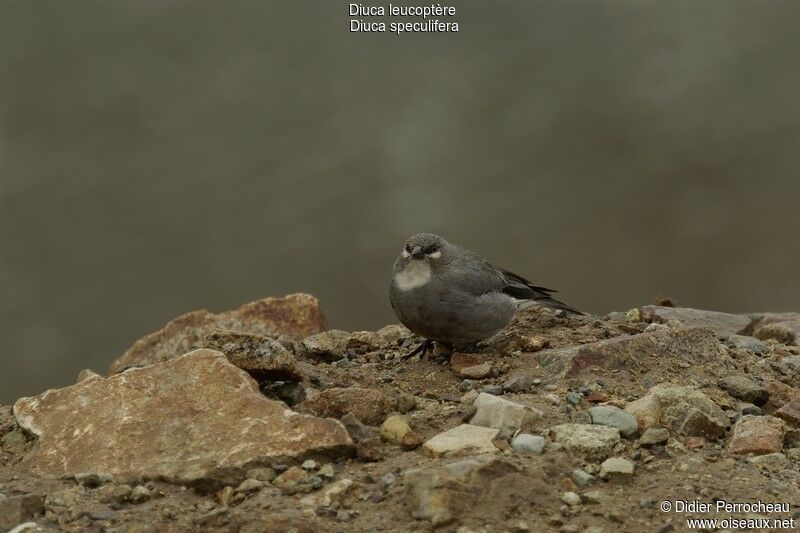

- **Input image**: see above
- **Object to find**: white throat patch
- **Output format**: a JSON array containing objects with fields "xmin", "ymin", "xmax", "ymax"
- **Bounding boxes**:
[{"xmin": 394, "ymin": 260, "xmax": 432, "ymax": 291}]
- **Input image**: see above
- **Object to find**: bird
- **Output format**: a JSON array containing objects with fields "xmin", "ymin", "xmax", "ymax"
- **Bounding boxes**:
[{"xmin": 389, "ymin": 233, "xmax": 582, "ymax": 354}]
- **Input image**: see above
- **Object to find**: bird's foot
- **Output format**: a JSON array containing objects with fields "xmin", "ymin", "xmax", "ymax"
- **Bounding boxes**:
[
  {"xmin": 401, "ymin": 339, "xmax": 435, "ymax": 360},
  {"xmin": 457, "ymin": 341, "xmax": 483, "ymax": 353}
]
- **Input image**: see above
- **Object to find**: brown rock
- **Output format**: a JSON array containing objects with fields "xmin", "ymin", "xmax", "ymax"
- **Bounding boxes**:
[
  {"xmin": 459, "ymin": 363, "xmax": 492, "ymax": 380},
  {"xmin": 340, "ymin": 413, "xmax": 383, "ymax": 461},
  {"xmin": 726, "ymin": 415, "xmax": 785, "ymax": 455},
  {"xmin": 450, "ymin": 353, "xmax": 484, "ymax": 377},
  {"xmin": 109, "ymin": 294, "xmax": 326, "ymax": 373},
  {"xmin": 774, "ymin": 397, "xmax": 800, "ymax": 427},
  {"xmin": 203, "ymin": 329, "xmax": 302, "ymax": 381},
  {"xmin": 14, "ymin": 350, "xmax": 352, "ymax": 487},
  {"xmin": 638, "ymin": 306, "xmax": 751, "ymax": 336},
  {"xmin": 587, "ymin": 391, "xmax": 610, "ymax": 403},
  {"xmin": 532, "ymin": 327, "xmax": 728, "ymax": 382},
  {"xmin": 763, "ymin": 381, "xmax": 800, "ymax": 414},
  {"xmin": 272, "ymin": 466, "xmax": 313, "ymax": 495},
  {"xmin": 301, "ymin": 330, "xmax": 351, "ymax": 362},
  {"xmin": 749, "ymin": 313, "xmax": 800, "ymax": 345},
  {"xmin": 0, "ymin": 493, "xmax": 45, "ymax": 531},
  {"xmin": 298, "ymin": 387, "xmax": 393, "ymax": 426}
]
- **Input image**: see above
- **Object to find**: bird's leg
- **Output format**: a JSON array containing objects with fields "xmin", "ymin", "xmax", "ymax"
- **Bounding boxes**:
[
  {"xmin": 431, "ymin": 341, "xmax": 454, "ymax": 363},
  {"xmin": 401, "ymin": 339, "xmax": 434, "ymax": 360},
  {"xmin": 458, "ymin": 341, "xmax": 482, "ymax": 353}
]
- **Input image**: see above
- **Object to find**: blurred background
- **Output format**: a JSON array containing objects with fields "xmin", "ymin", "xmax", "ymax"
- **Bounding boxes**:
[{"xmin": 2, "ymin": 1, "xmax": 799, "ymax": 404}]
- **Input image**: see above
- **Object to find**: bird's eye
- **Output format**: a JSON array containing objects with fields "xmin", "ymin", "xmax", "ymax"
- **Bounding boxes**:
[{"xmin": 425, "ymin": 245, "xmax": 438, "ymax": 254}]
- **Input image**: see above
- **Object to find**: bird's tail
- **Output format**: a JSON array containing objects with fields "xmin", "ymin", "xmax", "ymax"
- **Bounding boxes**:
[{"xmin": 518, "ymin": 295, "xmax": 585, "ymax": 315}]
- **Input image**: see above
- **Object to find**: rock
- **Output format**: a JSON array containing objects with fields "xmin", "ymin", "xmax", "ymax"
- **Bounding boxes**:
[
  {"xmin": 599, "ymin": 457, "xmax": 635, "ymax": 482},
  {"xmin": 739, "ymin": 403, "xmax": 762, "ymax": 416},
  {"xmin": 246, "ymin": 467, "xmax": 276, "ymax": 483},
  {"xmin": 723, "ymin": 334, "xmax": 768, "ymax": 354},
  {"xmin": 0, "ymin": 494, "xmax": 44, "ymax": 531},
  {"xmin": 511, "ymin": 433, "xmax": 545, "ymax": 454},
  {"xmin": 627, "ymin": 384, "xmax": 729, "ymax": 439},
  {"xmin": 718, "ymin": 375, "xmax": 769, "ymax": 406},
  {"xmin": 298, "ymin": 387, "xmax": 393, "ymax": 426},
  {"xmin": 572, "ymin": 469, "xmax": 595, "ymax": 487},
  {"xmin": 561, "ymin": 491, "xmax": 581, "ymax": 506},
  {"xmin": 380, "ymin": 415, "xmax": 421, "ymax": 450},
  {"xmin": 459, "ymin": 363, "xmax": 492, "ymax": 380},
  {"xmin": 775, "ymin": 397, "xmax": 800, "ymax": 427},
  {"xmin": 404, "ymin": 455, "xmax": 519, "ymax": 527},
  {"xmin": 77, "ymin": 369, "xmax": 101, "ymax": 382},
  {"xmin": 346, "ymin": 330, "xmax": 389, "ymax": 353},
  {"xmin": 532, "ymin": 327, "xmax": 728, "ymax": 382},
  {"xmin": 422, "ymin": 424, "xmax": 500, "ymax": 458},
  {"xmin": 503, "ymin": 375, "xmax": 534, "ymax": 393},
  {"xmin": 779, "ymin": 355, "xmax": 800, "ymax": 375},
  {"xmin": 483, "ymin": 385, "xmax": 504, "ymax": 396},
  {"xmin": 750, "ymin": 314, "xmax": 800, "ymax": 345},
  {"xmin": 272, "ymin": 466, "xmax": 313, "ymax": 495},
  {"xmin": 261, "ymin": 381, "xmax": 306, "ymax": 406},
  {"xmin": 638, "ymin": 306, "xmax": 751, "ymax": 336},
  {"xmin": 340, "ymin": 413, "xmax": 383, "ymax": 461},
  {"xmin": 639, "ymin": 427, "xmax": 670, "ymax": 446},
  {"xmin": 588, "ymin": 405, "xmax": 638, "ymax": 438},
  {"xmin": 726, "ymin": 415, "xmax": 785, "ymax": 455},
  {"xmin": 14, "ymin": 350, "xmax": 353, "ymax": 486},
  {"xmin": 624, "ymin": 394, "xmax": 661, "ymax": 432},
  {"xmin": 749, "ymin": 452, "xmax": 788, "ymax": 471},
  {"xmin": 549, "ymin": 424, "xmax": 621, "ymax": 461},
  {"xmin": 396, "ymin": 393, "xmax": 417, "ymax": 414},
  {"xmin": 109, "ymin": 293, "xmax": 326, "ymax": 373},
  {"xmin": 318, "ymin": 464, "xmax": 335, "ymax": 479},
  {"xmin": 565, "ymin": 392, "xmax": 583, "ymax": 406},
  {"xmin": 236, "ymin": 479, "xmax": 263, "ymax": 493},
  {"xmin": 450, "ymin": 353, "xmax": 486, "ymax": 377},
  {"xmin": 202, "ymin": 329, "xmax": 302, "ymax": 381},
  {"xmin": 470, "ymin": 393, "xmax": 542, "ymax": 431},
  {"xmin": 301, "ymin": 330, "xmax": 351, "ymax": 362},
  {"xmin": 763, "ymin": 381, "xmax": 800, "ymax": 414},
  {"xmin": 375, "ymin": 324, "xmax": 411, "ymax": 346},
  {"xmin": 301, "ymin": 459, "xmax": 318, "ymax": 470}
]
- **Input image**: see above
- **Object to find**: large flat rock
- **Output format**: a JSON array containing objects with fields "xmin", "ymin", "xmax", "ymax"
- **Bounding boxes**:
[
  {"xmin": 109, "ymin": 293, "xmax": 327, "ymax": 373},
  {"xmin": 14, "ymin": 350, "xmax": 353, "ymax": 487},
  {"xmin": 532, "ymin": 327, "xmax": 728, "ymax": 382}
]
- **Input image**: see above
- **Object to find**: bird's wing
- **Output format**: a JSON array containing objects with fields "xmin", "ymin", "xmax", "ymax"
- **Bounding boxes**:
[{"xmin": 496, "ymin": 266, "xmax": 584, "ymax": 314}]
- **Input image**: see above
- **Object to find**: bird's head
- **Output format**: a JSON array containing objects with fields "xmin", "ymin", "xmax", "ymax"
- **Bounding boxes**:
[{"xmin": 398, "ymin": 233, "xmax": 448, "ymax": 264}]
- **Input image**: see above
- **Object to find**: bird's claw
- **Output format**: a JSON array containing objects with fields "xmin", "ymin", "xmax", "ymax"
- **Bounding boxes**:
[{"xmin": 401, "ymin": 339, "xmax": 434, "ymax": 360}]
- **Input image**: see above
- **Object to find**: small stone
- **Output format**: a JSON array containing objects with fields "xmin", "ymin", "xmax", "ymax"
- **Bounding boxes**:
[
  {"xmin": 111, "ymin": 484, "xmax": 133, "ymax": 503},
  {"xmin": 236, "ymin": 478, "xmax": 263, "ymax": 493},
  {"xmin": 459, "ymin": 379, "xmax": 474, "ymax": 392},
  {"xmin": 718, "ymin": 375, "xmax": 769, "ymax": 406},
  {"xmin": 246, "ymin": 467, "xmax": 276, "ymax": 483},
  {"xmin": 380, "ymin": 415, "xmax": 421, "ymax": 450},
  {"xmin": 460, "ymin": 363, "xmax": 492, "ymax": 380},
  {"xmin": 301, "ymin": 330, "xmax": 350, "ymax": 362},
  {"xmin": 309, "ymin": 476, "xmax": 323, "ymax": 489},
  {"xmin": 724, "ymin": 334, "xmax": 768, "ymax": 354},
  {"xmin": 261, "ymin": 381, "xmax": 306, "ymax": 406},
  {"xmin": 503, "ymin": 375, "xmax": 533, "ymax": 393},
  {"xmin": 510, "ymin": 433, "xmax": 545, "ymax": 454},
  {"xmin": 318, "ymin": 464, "xmax": 335, "ymax": 479},
  {"xmin": 545, "ymin": 393, "xmax": 561, "ymax": 405},
  {"xmin": 396, "ymin": 393, "xmax": 417, "ymax": 414},
  {"xmin": 587, "ymin": 391, "xmax": 609, "ymax": 403},
  {"xmin": 571, "ymin": 468, "xmax": 595, "ymax": 487},
  {"xmin": 589, "ymin": 405, "xmax": 639, "ymax": 438},
  {"xmin": 639, "ymin": 427, "xmax": 670, "ymax": 446},
  {"xmin": 549, "ymin": 424, "xmax": 621, "ymax": 461},
  {"xmin": 77, "ymin": 369, "xmax": 101, "ymax": 383},
  {"xmin": 561, "ymin": 491, "xmax": 582, "ymax": 506},
  {"xmin": 301, "ymin": 459, "xmax": 318, "ymax": 470},
  {"xmin": 422, "ymin": 424, "xmax": 500, "ymax": 458},
  {"xmin": 749, "ymin": 452, "xmax": 788, "ymax": 471},
  {"xmin": 273, "ymin": 466, "xmax": 313, "ymax": 494},
  {"xmin": 566, "ymin": 392, "xmax": 583, "ymax": 406},
  {"xmin": 128, "ymin": 485, "xmax": 151, "ymax": 503},
  {"xmin": 739, "ymin": 403, "xmax": 762, "ymax": 416},
  {"xmin": 380, "ymin": 473, "xmax": 396, "ymax": 490},
  {"xmin": 599, "ymin": 457, "xmax": 635, "ymax": 482},
  {"xmin": 726, "ymin": 415, "xmax": 785, "ymax": 455},
  {"xmin": 203, "ymin": 329, "xmax": 303, "ymax": 381},
  {"xmin": 298, "ymin": 387, "xmax": 393, "ymax": 425},
  {"xmin": 470, "ymin": 393, "xmax": 542, "ymax": 431},
  {"xmin": 483, "ymin": 385, "xmax": 504, "ymax": 396}
]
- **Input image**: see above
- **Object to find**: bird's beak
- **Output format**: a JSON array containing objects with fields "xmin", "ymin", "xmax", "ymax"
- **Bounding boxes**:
[{"xmin": 411, "ymin": 246, "xmax": 424, "ymax": 259}]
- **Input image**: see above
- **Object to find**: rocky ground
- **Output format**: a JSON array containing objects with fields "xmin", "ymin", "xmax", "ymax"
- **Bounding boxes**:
[{"xmin": 3, "ymin": 294, "xmax": 800, "ymax": 532}]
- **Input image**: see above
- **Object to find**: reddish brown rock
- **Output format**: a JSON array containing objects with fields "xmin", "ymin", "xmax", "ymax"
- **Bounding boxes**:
[
  {"xmin": 14, "ymin": 350, "xmax": 352, "ymax": 486},
  {"xmin": 109, "ymin": 294, "xmax": 327, "ymax": 373},
  {"xmin": 450, "ymin": 353, "xmax": 486, "ymax": 377},
  {"xmin": 203, "ymin": 329, "xmax": 303, "ymax": 381},
  {"xmin": 638, "ymin": 306, "xmax": 751, "ymax": 336},
  {"xmin": 774, "ymin": 397, "xmax": 800, "ymax": 427},
  {"xmin": 726, "ymin": 415, "xmax": 785, "ymax": 455},
  {"xmin": 762, "ymin": 381, "xmax": 800, "ymax": 414},
  {"xmin": 459, "ymin": 363, "xmax": 492, "ymax": 380},
  {"xmin": 298, "ymin": 387, "xmax": 393, "ymax": 426}
]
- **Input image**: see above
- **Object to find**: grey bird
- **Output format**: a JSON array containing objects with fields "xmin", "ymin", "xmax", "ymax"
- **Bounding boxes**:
[{"xmin": 389, "ymin": 233, "xmax": 582, "ymax": 353}]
